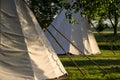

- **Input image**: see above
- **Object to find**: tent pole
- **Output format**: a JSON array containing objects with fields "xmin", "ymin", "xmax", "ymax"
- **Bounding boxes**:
[
  {"xmin": 50, "ymin": 24, "xmax": 107, "ymax": 75},
  {"xmin": 46, "ymin": 29, "xmax": 86, "ymax": 77}
]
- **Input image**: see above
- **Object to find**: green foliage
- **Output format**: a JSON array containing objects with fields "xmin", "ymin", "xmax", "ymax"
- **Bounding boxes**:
[
  {"xmin": 27, "ymin": 0, "xmax": 61, "ymax": 29},
  {"xmin": 27, "ymin": 0, "xmax": 119, "ymax": 34},
  {"xmin": 74, "ymin": 0, "xmax": 120, "ymax": 19},
  {"xmin": 96, "ymin": 19, "xmax": 107, "ymax": 32},
  {"xmin": 27, "ymin": 0, "xmax": 77, "ymax": 29},
  {"xmin": 74, "ymin": 0, "xmax": 120, "ymax": 35}
]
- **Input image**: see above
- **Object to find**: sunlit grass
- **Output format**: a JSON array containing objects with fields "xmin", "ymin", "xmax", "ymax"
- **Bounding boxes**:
[
  {"xmin": 59, "ymin": 33, "xmax": 120, "ymax": 80},
  {"xmin": 59, "ymin": 51, "xmax": 120, "ymax": 80}
]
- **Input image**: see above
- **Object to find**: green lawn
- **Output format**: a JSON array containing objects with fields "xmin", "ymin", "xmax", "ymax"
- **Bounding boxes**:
[
  {"xmin": 59, "ymin": 33, "xmax": 120, "ymax": 80},
  {"xmin": 94, "ymin": 33, "xmax": 120, "ymax": 50}
]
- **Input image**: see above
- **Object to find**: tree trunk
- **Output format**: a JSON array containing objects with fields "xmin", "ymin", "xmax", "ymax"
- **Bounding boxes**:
[
  {"xmin": 114, "ymin": 14, "xmax": 118, "ymax": 35},
  {"xmin": 108, "ymin": 10, "xmax": 118, "ymax": 35},
  {"xmin": 113, "ymin": 25, "xmax": 117, "ymax": 35}
]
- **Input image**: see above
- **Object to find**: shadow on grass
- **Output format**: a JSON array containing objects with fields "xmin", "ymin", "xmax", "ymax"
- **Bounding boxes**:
[
  {"xmin": 99, "ymin": 45, "xmax": 120, "ymax": 50},
  {"xmin": 62, "ymin": 59, "xmax": 120, "ymax": 80},
  {"xmin": 105, "ymin": 66, "xmax": 120, "ymax": 73},
  {"xmin": 61, "ymin": 59, "xmax": 120, "ymax": 67}
]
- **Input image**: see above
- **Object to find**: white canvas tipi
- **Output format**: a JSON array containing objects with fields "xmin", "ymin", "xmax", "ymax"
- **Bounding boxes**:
[
  {"xmin": 45, "ymin": 9, "xmax": 101, "ymax": 55},
  {"xmin": 0, "ymin": 0, "xmax": 67, "ymax": 80}
]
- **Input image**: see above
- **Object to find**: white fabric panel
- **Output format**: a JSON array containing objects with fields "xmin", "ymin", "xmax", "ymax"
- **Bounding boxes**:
[
  {"xmin": 46, "ymin": 9, "xmax": 72, "ymax": 54},
  {"xmin": 88, "ymin": 31, "xmax": 101, "ymax": 54},
  {"xmin": 0, "ymin": 0, "xmax": 67, "ymax": 80},
  {"xmin": 0, "ymin": 0, "xmax": 34, "ymax": 79},
  {"xmin": 69, "ymin": 11, "xmax": 91, "ymax": 55},
  {"xmin": 45, "ymin": 9, "xmax": 101, "ymax": 55},
  {"xmin": 16, "ymin": 0, "xmax": 67, "ymax": 79}
]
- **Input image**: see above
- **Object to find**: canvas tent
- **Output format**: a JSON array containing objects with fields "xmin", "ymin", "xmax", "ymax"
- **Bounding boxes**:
[
  {"xmin": 45, "ymin": 9, "xmax": 101, "ymax": 55},
  {"xmin": 0, "ymin": 0, "xmax": 67, "ymax": 80}
]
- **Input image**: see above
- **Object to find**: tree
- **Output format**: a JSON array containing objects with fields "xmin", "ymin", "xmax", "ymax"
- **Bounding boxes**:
[
  {"xmin": 107, "ymin": 0, "xmax": 120, "ymax": 35},
  {"xmin": 26, "ymin": 0, "xmax": 61, "ymax": 29},
  {"xmin": 26, "ymin": 0, "xmax": 77, "ymax": 29},
  {"xmin": 27, "ymin": 0, "xmax": 120, "ymax": 35},
  {"xmin": 72, "ymin": 0, "xmax": 120, "ymax": 35}
]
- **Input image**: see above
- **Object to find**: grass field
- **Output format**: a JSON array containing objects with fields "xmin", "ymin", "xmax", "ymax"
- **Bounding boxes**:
[{"xmin": 59, "ymin": 32, "xmax": 120, "ymax": 80}]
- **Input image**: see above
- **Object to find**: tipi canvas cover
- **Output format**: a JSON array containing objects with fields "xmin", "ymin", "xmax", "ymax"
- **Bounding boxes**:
[
  {"xmin": 45, "ymin": 9, "xmax": 101, "ymax": 55},
  {"xmin": 0, "ymin": 0, "xmax": 67, "ymax": 80}
]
